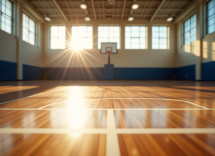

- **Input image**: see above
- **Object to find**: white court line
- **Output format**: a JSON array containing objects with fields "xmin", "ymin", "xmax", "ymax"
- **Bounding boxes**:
[
  {"xmin": 115, "ymin": 128, "xmax": 215, "ymax": 134},
  {"xmin": 0, "ymin": 81, "xmax": 87, "ymax": 105},
  {"xmin": 0, "ymin": 128, "xmax": 215, "ymax": 134},
  {"xmin": 0, "ymin": 108, "xmax": 214, "ymax": 156},
  {"xmin": 37, "ymin": 102, "xmax": 64, "ymax": 109},
  {"xmin": 0, "ymin": 108, "xmax": 213, "ymax": 111},
  {"xmin": 106, "ymin": 110, "xmax": 120, "ymax": 156},
  {"xmin": 37, "ymin": 98, "xmax": 209, "ymax": 109},
  {"xmin": 0, "ymin": 128, "xmax": 107, "ymax": 134}
]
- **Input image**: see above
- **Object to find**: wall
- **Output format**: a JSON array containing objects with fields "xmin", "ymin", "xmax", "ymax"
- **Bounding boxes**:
[
  {"xmin": 202, "ymin": 31, "xmax": 215, "ymax": 80},
  {"xmin": 176, "ymin": 1, "xmax": 215, "ymax": 81},
  {"xmin": 43, "ymin": 19, "xmax": 176, "ymax": 80},
  {"xmin": 21, "ymin": 25, "xmax": 43, "ymax": 80},
  {"xmin": 20, "ymin": 2, "xmax": 44, "ymax": 80},
  {"xmin": 0, "ymin": 30, "xmax": 17, "ymax": 80},
  {"xmin": 176, "ymin": 20, "xmax": 201, "ymax": 80},
  {"xmin": 176, "ymin": 2, "xmax": 200, "ymax": 80},
  {"xmin": 0, "ymin": 1, "xmax": 44, "ymax": 80}
]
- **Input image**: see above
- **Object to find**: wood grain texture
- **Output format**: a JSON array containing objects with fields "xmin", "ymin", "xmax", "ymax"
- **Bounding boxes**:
[
  {"xmin": 0, "ymin": 86, "xmax": 38, "ymax": 94},
  {"xmin": 0, "ymin": 80, "xmax": 215, "ymax": 155},
  {"xmin": 0, "ymin": 98, "xmax": 203, "ymax": 109},
  {"xmin": 0, "ymin": 133, "xmax": 106, "ymax": 156},
  {"xmin": 118, "ymin": 134, "xmax": 215, "ymax": 156},
  {"xmin": 114, "ymin": 110, "xmax": 215, "ymax": 128},
  {"xmin": 1, "ymin": 80, "xmax": 215, "ymax": 108},
  {"xmin": 0, "ymin": 110, "xmax": 107, "ymax": 128}
]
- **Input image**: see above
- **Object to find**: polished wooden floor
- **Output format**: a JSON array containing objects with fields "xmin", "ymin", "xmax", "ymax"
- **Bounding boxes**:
[{"xmin": 0, "ymin": 80, "xmax": 215, "ymax": 156}]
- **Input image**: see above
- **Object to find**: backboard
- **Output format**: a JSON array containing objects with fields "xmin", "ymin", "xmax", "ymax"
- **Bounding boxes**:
[{"xmin": 100, "ymin": 42, "xmax": 118, "ymax": 54}]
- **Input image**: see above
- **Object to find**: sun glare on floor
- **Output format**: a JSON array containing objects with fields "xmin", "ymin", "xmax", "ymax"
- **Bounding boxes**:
[{"xmin": 66, "ymin": 86, "xmax": 86, "ymax": 129}]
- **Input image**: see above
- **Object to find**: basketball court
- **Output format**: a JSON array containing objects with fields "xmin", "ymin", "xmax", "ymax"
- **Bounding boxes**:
[
  {"xmin": 0, "ymin": 80, "xmax": 215, "ymax": 155},
  {"xmin": 1, "ymin": 0, "xmax": 215, "ymax": 155}
]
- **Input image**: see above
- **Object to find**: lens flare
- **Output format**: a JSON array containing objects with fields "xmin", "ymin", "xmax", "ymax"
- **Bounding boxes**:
[{"xmin": 70, "ymin": 41, "xmax": 83, "ymax": 51}]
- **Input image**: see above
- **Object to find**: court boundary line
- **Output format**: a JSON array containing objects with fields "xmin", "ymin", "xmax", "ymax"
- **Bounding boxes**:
[
  {"xmin": 0, "ymin": 108, "xmax": 213, "ymax": 110},
  {"xmin": 37, "ymin": 98, "xmax": 209, "ymax": 109},
  {"xmin": 106, "ymin": 109, "xmax": 120, "ymax": 156},
  {"xmin": 0, "ymin": 108, "xmax": 214, "ymax": 156},
  {"xmin": 0, "ymin": 128, "xmax": 215, "ymax": 134},
  {"xmin": 0, "ymin": 81, "xmax": 87, "ymax": 105}
]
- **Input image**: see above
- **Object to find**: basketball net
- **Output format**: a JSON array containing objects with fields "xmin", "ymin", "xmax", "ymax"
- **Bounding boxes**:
[{"xmin": 107, "ymin": 51, "xmax": 111, "ymax": 54}]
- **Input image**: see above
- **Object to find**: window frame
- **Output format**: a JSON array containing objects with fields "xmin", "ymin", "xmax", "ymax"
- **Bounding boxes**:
[
  {"xmin": 71, "ymin": 25, "xmax": 93, "ymax": 49},
  {"xmin": 151, "ymin": 26, "xmax": 168, "ymax": 50},
  {"xmin": 124, "ymin": 26, "xmax": 147, "ymax": 50},
  {"xmin": 206, "ymin": 0, "xmax": 215, "ymax": 34},
  {"xmin": 22, "ymin": 13, "xmax": 36, "ymax": 46},
  {"xmin": 183, "ymin": 14, "xmax": 196, "ymax": 45},
  {"xmin": 50, "ymin": 25, "xmax": 66, "ymax": 50},
  {"xmin": 97, "ymin": 25, "xmax": 120, "ymax": 49},
  {"xmin": 0, "ymin": 0, "xmax": 13, "ymax": 34}
]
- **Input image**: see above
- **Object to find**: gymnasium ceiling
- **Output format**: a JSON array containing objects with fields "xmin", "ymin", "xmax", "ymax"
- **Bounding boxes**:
[{"xmin": 27, "ymin": 0, "xmax": 194, "ymax": 21}]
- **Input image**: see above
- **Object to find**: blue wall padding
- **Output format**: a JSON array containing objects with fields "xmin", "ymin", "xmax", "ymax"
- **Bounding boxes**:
[
  {"xmin": 0, "ymin": 60, "xmax": 17, "ymax": 80},
  {"xmin": 176, "ymin": 64, "xmax": 196, "ymax": 80},
  {"xmin": 23, "ymin": 64, "xmax": 42, "ymax": 80},
  {"xmin": 104, "ymin": 64, "xmax": 114, "ymax": 80},
  {"xmin": 202, "ymin": 61, "xmax": 215, "ymax": 81},
  {"xmin": 114, "ymin": 68, "xmax": 176, "ymax": 80},
  {"xmin": 4, "ymin": 61, "xmax": 214, "ymax": 81},
  {"xmin": 43, "ymin": 68, "xmax": 104, "ymax": 80}
]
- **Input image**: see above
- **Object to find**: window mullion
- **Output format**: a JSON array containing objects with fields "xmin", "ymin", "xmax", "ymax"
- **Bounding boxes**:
[
  {"xmin": 189, "ymin": 19, "xmax": 191, "ymax": 43},
  {"xmin": 159, "ymin": 26, "xmax": 160, "ymax": 49},
  {"xmin": 28, "ymin": 17, "xmax": 30, "ymax": 43},
  {"xmin": 0, "ymin": 2, "xmax": 2, "ymax": 28}
]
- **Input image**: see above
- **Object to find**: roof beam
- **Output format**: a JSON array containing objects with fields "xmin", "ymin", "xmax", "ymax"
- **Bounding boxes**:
[
  {"xmin": 128, "ymin": 0, "xmax": 134, "ymax": 19},
  {"xmin": 52, "ymin": 0, "xmax": 68, "ymax": 22},
  {"xmin": 36, "ymin": 8, "xmax": 183, "ymax": 11},
  {"xmin": 45, "ymin": 1, "xmax": 57, "ymax": 19},
  {"xmin": 103, "ymin": 0, "xmax": 105, "ymax": 19},
  {"xmin": 20, "ymin": 0, "xmax": 45, "ymax": 23},
  {"xmin": 112, "ymin": 1, "xmax": 115, "ymax": 18},
  {"xmin": 91, "ymin": 0, "xmax": 97, "ymax": 20},
  {"xmin": 46, "ymin": 13, "xmax": 177, "ymax": 17},
  {"xmin": 29, "ymin": 0, "xmax": 190, "ymax": 4},
  {"xmin": 159, "ymin": 0, "xmax": 172, "ymax": 19},
  {"xmin": 150, "ymin": 0, "xmax": 166, "ymax": 22},
  {"xmin": 139, "ymin": 2, "xmax": 147, "ymax": 19},
  {"xmin": 170, "ymin": 1, "xmax": 183, "ymax": 18},
  {"xmin": 143, "ymin": 2, "xmax": 152, "ymax": 19},
  {"xmin": 121, "ymin": 0, "xmax": 126, "ymax": 20},
  {"xmin": 174, "ymin": 0, "xmax": 200, "ymax": 24},
  {"xmin": 65, "ymin": 1, "xmax": 77, "ymax": 19},
  {"xmin": 84, "ymin": 7, "xmax": 89, "ymax": 17}
]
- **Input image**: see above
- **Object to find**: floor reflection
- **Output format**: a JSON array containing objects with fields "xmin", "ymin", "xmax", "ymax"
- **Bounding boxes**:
[
  {"xmin": 66, "ymin": 86, "xmax": 87, "ymax": 129},
  {"xmin": 0, "ymin": 134, "xmax": 106, "ymax": 156},
  {"xmin": 114, "ymin": 110, "xmax": 215, "ymax": 128},
  {"xmin": 22, "ymin": 111, "xmax": 35, "ymax": 128}
]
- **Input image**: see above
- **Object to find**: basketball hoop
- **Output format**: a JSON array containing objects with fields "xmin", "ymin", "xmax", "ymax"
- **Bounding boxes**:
[
  {"xmin": 100, "ymin": 43, "xmax": 118, "ymax": 64},
  {"xmin": 107, "ymin": 51, "xmax": 111, "ymax": 54}
]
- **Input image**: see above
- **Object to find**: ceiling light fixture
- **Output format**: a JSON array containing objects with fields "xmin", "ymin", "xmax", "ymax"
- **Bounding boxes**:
[
  {"xmin": 45, "ymin": 14, "xmax": 51, "ymax": 21},
  {"xmin": 80, "ymin": 1, "xmax": 87, "ymax": 9},
  {"xmin": 132, "ymin": 2, "xmax": 139, "ymax": 9},
  {"xmin": 108, "ymin": 0, "xmax": 115, "ymax": 5},
  {"xmin": 167, "ymin": 15, "xmax": 173, "ymax": 22},
  {"xmin": 85, "ymin": 15, "xmax": 90, "ymax": 21},
  {"xmin": 128, "ymin": 15, "xmax": 134, "ymax": 21}
]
